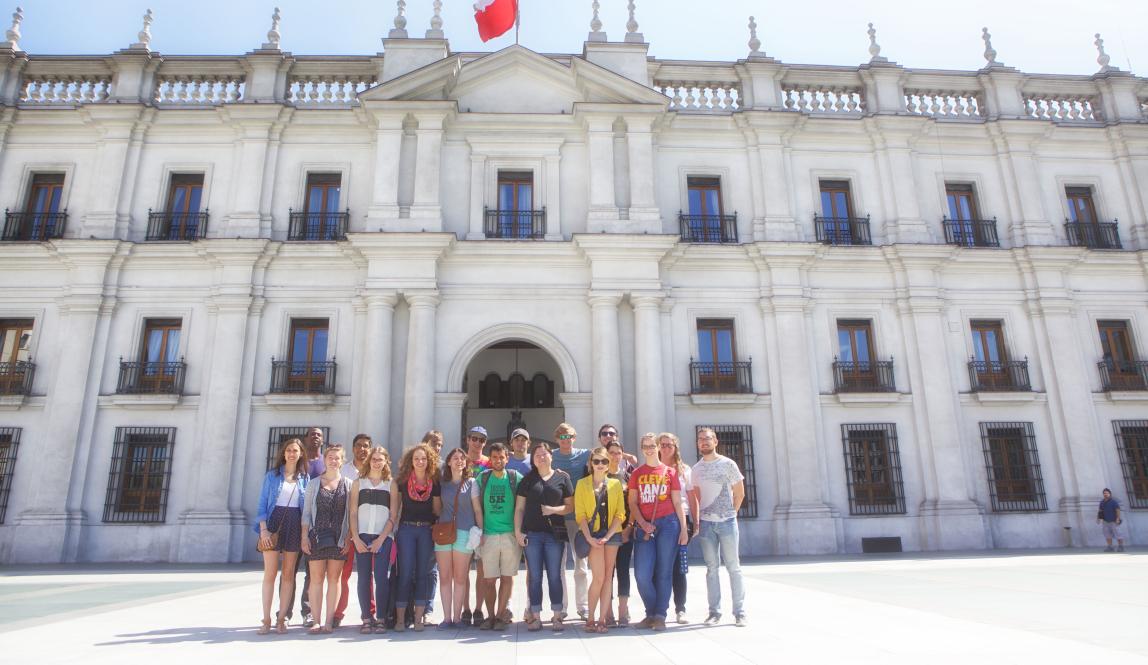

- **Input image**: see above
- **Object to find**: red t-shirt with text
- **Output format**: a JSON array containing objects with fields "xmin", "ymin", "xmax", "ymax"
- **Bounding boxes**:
[{"xmin": 627, "ymin": 463, "xmax": 680, "ymax": 521}]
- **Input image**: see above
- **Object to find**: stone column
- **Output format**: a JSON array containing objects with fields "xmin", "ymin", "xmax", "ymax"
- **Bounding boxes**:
[
  {"xmin": 10, "ymin": 243, "xmax": 117, "ymax": 563},
  {"xmin": 586, "ymin": 116, "xmax": 618, "ymax": 228},
  {"xmin": 367, "ymin": 110, "xmax": 405, "ymax": 224},
  {"xmin": 890, "ymin": 251, "xmax": 986, "ymax": 550},
  {"xmin": 179, "ymin": 293, "xmax": 253, "ymax": 563},
  {"xmin": 589, "ymin": 292, "xmax": 623, "ymax": 431},
  {"xmin": 625, "ymin": 115, "xmax": 661, "ymax": 226},
  {"xmin": 761, "ymin": 256, "xmax": 840, "ymax": 554},
  {"xmin": 359, "ymin": 292, "xmax": 398, "ymax": 444},
  {"xmin": 410, "ymin": 111, "xmax": 447, "ymax": 223},
  {"xmin": 401, "ymin": 291, "xmax": 440, "ymax": 444},
  {"xmin": 868, "ymin": 119, "xmax": 929, "ymax": 244},
  {"xmin": 631, "ymin": 292, "xmax": 667, "ymax": 433},
  {"xmin": 467, "ymin": 153, "xmax": 486, "ymax": 240},
  {"xmin": 77, "ymin": 108, "xmax": 143, "ymax": 240},
  {"xmin": 544, "ymin": 152, "xmax": 562, "ymax": 240}
]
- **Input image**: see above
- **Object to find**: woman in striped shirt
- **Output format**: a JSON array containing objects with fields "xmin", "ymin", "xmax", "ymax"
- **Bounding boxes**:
[{"xmin": 349, "ymin": 447, "xmax": 394, "ymax": 634}]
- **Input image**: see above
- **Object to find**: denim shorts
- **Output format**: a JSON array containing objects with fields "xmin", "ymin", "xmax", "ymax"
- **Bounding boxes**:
[{"xmin": 434, "ymin": 530, "xmax": 474, "ymax": 554}]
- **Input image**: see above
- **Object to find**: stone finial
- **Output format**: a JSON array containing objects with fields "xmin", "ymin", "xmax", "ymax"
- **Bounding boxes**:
[
  {"xmin": 2, "ymin": 6, "xmax": 22, "ymax": 50},
  {"xmin": 389, "ymin": 0, "xmax": 408, "ymax": 38},
  {"xmin": 1094, "ymin": 33, "xmax": 1114, "ymax": 72},
  {"xmin": 748, "ymin": 16, "xmax": 762, "ymax": 56},
  {"xmin": 867, "ymin": 22, "xmax": 886, "ymax": 62},
  {"xmin": 624, "ymin": 0, "xmax": 643, "ymax": 43},
  {"xmin": 130, "ymin": 8, "xmax": 154, "ymax": 51},
  {"xmin": 982, "ymin": 27, "xmax": 998, "ymax": 66},
  {"xmin": 588, "ymin": 0, "xmax": 606, "ymax": 42},
  {"xmin": 263, "ymin": 7, "xmax": 282, "ymax": 50},
  {"xmin": 426, "ymin": 0, "xmax": 444, "ymax": 38}
]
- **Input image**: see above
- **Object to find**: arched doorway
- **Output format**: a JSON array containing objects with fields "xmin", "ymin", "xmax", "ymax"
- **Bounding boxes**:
[{"xmin": 461, "ymin": 340, "xmax": 565, "ymax": 445}]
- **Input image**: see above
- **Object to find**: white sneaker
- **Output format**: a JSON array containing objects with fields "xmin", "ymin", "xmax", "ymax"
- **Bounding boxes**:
[
  {"xmin": 703, "ymin": 613, "xmax": 721, "ymax": 626},
  {"xmin": 734, "ymin": 615, "xmax": 747, "ymax": 627},
  {"xmin": 675, "ymin": 611, "xmax": 688, "ymax": 624}
]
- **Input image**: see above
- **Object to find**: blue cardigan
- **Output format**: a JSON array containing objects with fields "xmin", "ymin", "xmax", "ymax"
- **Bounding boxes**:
[{"xmin": 253, "ymin": 468, "xmax": 308, "ymax": 534}]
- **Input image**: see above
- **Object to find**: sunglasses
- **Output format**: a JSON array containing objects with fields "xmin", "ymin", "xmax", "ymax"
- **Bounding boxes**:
[
  {"xmin": 640, "ymin": 444, "xmax": 657, "ymax": 450},
  {"xmin": 599, "ymin": 431, "xmax": 618, "ymax": 437},
  {"xmin": 591, "ymin": 458, "xmax": 609, "ymax": 465},
  {"xmin": 557, "ymin": 434, "xmax": 575, "ymax": 440},
  {"xmin": 467, "ymin": 436, "xmax": 486, "ymax": 442}
]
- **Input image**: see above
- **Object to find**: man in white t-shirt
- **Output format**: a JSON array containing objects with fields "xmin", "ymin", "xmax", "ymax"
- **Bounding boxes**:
[{"xmin": 691, "ymin": 427, "xmax": 747, "ymax": 627}]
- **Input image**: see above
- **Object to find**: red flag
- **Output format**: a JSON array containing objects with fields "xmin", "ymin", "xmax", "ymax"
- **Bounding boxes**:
[{"xmin": 474, "ymin": 0, "xmax": 517, "ymax": 42}]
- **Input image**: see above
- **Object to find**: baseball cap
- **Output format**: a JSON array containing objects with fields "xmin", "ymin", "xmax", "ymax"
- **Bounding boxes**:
[
  {"xmin": 467, "ymin": 426, "xmax": 489, "ymax": 439},
  {"xmin": 510, "ymin": 428, "xmax": 530, "ymax": 441}
]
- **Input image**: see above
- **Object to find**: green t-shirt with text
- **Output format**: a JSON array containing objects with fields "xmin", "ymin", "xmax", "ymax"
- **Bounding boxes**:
[{"xmin": 481, "ymin": 472, "xmax": 516, "ymax": 535}]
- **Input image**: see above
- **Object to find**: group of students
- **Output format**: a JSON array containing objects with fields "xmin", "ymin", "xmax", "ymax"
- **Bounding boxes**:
[{"xmin": 253, "ymin": 422, "xmax": 747, "ymax": 636}]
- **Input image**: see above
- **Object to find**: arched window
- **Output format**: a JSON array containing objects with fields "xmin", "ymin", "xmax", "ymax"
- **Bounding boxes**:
[{"xmin": 479, "ymin": 372, "xmax": 502, "ymax": 408}]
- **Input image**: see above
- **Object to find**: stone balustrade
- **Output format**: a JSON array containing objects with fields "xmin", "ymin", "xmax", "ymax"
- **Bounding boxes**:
[
  {"xmin": 904, "ymin": 88, "xmax": 983, "ymax": 118},
  {"xmin": 287, "ymin": 58, "xmax": 379, "ymax": 106},
  {"xmin": 3, "ymin": 52, "xmax": 1144, "ymax": 124},
  {"xmin": 1023, "ymin": 93, "xmax": 1101, "ymax": 122}
]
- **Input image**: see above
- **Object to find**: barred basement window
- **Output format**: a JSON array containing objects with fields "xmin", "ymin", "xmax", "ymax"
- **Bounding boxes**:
[
  {"xmin": 841, "ymin": 423, "xmax": 906, "ymax": 515},
  {"xmin": 1113, "ymin": 420, "xmax": 1148, "ymax": 509},
  {"xmin": 103, "ymin": 427, "xmax": 176, "ymax": 523},
  {"xmin": 979, "ymin": 422, "xmax": 1047, "ymax": 512},
  {"xmin": 695, "ymin": 424, "xmax": 757, "ymax": 518},
  {"xmin": 267, "ymin": 426, "xmax": 330, "ymax": 471},
  {"xmin": 0, "ymin": 427, "xmax": 21, "ymax": 523}
]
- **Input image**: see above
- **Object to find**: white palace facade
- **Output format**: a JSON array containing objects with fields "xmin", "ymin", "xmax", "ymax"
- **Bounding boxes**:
[{"xmin": 0, "ymin": 7, "xmax": 1146, "ymax": 563}]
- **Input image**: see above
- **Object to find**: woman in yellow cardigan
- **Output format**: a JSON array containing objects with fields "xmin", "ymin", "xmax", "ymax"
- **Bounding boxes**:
[{"xmin": 574, "ymin": 446, "xmax": 627, "ymax": 634}]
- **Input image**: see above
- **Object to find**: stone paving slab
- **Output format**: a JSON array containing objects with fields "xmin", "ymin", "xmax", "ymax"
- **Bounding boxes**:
[{"xmin": 0, "ymin": 550, "xmax": 1144, "ymax": 664}]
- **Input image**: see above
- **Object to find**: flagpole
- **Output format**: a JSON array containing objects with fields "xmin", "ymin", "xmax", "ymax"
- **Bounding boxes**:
[{"xmin": 515, "ymin": 1, "xmax": 520, "ymax": 45}]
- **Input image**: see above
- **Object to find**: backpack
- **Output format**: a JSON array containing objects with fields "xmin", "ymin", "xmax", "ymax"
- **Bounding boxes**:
[{"xmin": 478, "ymin": 468, "xmax": 521, "ymax": 506}]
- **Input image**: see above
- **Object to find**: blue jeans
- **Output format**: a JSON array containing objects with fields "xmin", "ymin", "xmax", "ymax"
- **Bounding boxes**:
[
  {"xmin": 395, "ymin": 523, "xmax": 433, "ymax": 609},
  {"xmin": 633, "ymin": 513, "xmax": 680, "ymax": 620},
  {"xmin": 524, "ymin": 530, "xmax": 566, "ymax": 614},
  {"xmin": 355, "ymin": 533, "xmax": 393, "ymax": 622},
  {"xmin": 697, "ymin": 518, "xmax": 745, "ymax": 617}
]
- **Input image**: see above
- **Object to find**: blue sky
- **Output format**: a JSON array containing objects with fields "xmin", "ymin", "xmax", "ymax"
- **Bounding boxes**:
[{"xmin": 14, "ymin": 0, "xmax": 1147, "ymax": 75}]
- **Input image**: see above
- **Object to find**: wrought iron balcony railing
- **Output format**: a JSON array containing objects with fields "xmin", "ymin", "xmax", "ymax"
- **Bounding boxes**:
[
  {"xmin": 0, "ymin": 361, "xmax": 35, "ymax": 395},
  {"xmin": 815, "ymin": 215, "xmax": 872, "ymax": 246},
  {"xmin": 483, "ymin": 207, "xmax": 546, "ymax": 239},
  {"xmin": 116, "ymin": 359, "xmax": 187, "ymax": 395},
  {"xmin": 679, "ymin": 212, "xmax": 738, "ymax": 243},
  {"xmin": 1098, "ymin": 359, "xmax": 1148, "ymax": 391},
  {"xmin": 2, "ymin": 211, "xmax": 67, "ymax": 241},
  {"xmin": 833, "ymin": 358, "xmax": 895, "ymax": 393},
  {"xmin": 146, "ymin": 210, "xmax": 208, "ymax": 241},
  {"xmin": 271, "ymin": 359, "xmax": 337, "ymax": 394},
  {"xmin": 968, "ymin": 359, "xmax": 1031, "ymax": 392},
  {"xmin": 1066, "ymin": 221, "xmax": 1121, "ymax": 249},
  {"xmin": 943, "ymin": 217, "xmax": 1000, "ymax": 248},
  {"xmin": 689, "ymin": 360, "xmax": 753, "ymax": 394},
  {"xmin": 288, "ymin": 210, "xmax": 349, "ymax": 241}
]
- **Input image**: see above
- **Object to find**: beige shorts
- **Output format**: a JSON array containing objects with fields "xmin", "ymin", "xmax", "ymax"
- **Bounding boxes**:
[{"xmin": 479, "ymin": 532, "xmax": 521, "ymax": 578}]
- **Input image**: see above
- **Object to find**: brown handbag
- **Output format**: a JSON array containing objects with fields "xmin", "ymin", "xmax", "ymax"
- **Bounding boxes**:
[{"xmin": 432, "ymin": 480, "xmax": 461, "ymax": 546}]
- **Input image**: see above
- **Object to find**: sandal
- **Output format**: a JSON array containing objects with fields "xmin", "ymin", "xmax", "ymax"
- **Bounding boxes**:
[
  {"xmin": 360, "ymin": 622, "xmax": 373, "ymax": 635},
  {"xmin": 595, "ymin": 622, "xmax": 608, "ymax": 634},
  {"xmin": 257, "ymin": 619, "xmax": 272, "ymax": 635},
  {"xmin": 618, "ymin": 612, "xmax": 631, "ymax": 627},
  {"xmin": 321, "ymin": 624, "xmax": 334, "ymax": 634},
  {"xmin": 526, "ymin": 613, "xmax": 543, "ymax": 632},
  {"xmin": 583, "ymin": 620, "xmax": 599, "ymax": 634},
  {"xmin": 552, "ymin": 615, "xmax": 565, "ymax": 632},
  {"xmin": 275, "ymin": 617, "xmax": 287, "ymax": 634},
  {"xmin": 374, "ymin": 621, "xmax": 387, "ymax": 634},
  {"xmin": 307, "ymin": 625, "xmax": 324, "ymax": 635}
]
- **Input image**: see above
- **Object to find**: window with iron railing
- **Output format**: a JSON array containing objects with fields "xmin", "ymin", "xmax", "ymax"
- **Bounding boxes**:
[
  {"xmin": 681, "ymin": 176, "xmax": 737, "ymax": 243},
  {"xmin": 486, "ymin": 171, "xmax": 544, "ymax": 239},
  {"xmin": 118, "ymin": 319, "xmax": 185, "ymax": 395},
  {"xmin": 1113, "ymin": 421, "xmax": 1148, "ymax": 510},
  {"xmin": 0, "ymin": 319, "xmax": 34, "ymax": 395},
  {"xmin": 834, "ymin": 320, "xmax": 894, "ymax": 392},
  {"xmin": 692, "ymin": 319, "xmax": 752, "ymax": 393},
  {"xmin": 1065, "ymin": 186, "xmax": 1121, "ymax": 249},
  {"xmin": 148, "ymin": 173, "xmax": 207, "ymax": 240},
  {"xmin": 290, "ymin": 173, "xmax": 347, "ymax": 241},
  {"xmin": 1098, "ymin": 320, "xmax": 1146, "ymax": 391},
  {"xmin": 815, "ymin": 179, "xmax": 871, "ymax": 245},
  {"xmin": 4, "ymin": 173, "xmax": 67, "ymax": 241},
  {"xmin": 0, "ymin": 427, "xmax": 21, "ymax": 524},
  {"xmin": 103, "ymin": 427, "xmax": 176, "ymax": 523},
  {"xmin": 841, "ymin": 423, "xmax": 906, "ymax": 515},
  {"xmin": 272, "ymin": 319, "xmax": 335, "ymax": 393},
  {"xmin": 695, "ymin": 424, "xmax": 757, "ymax": 518},
  {"xmin": 979, "ymin": 422, "xmax": 1047, "ymax": 512},
  {"xmin": 943, "ymin": 183, "xmax": 998, "ymax": 247},
  {"xmin": 968, "ymin": 321, "xmax": 1030, "ymax": 391}
]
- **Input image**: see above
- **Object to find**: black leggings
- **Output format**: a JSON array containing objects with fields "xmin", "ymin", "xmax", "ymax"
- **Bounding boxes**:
[{"xmin": 615, "ymin": 539, "xmax": 633, "ymax": 597}]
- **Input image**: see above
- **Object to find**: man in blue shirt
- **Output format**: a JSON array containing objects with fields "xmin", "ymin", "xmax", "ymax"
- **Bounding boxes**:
[
  {"xmin": 1097, "ymin": 488, "xmax": 1125, "ymax": 552},
  {"xmin": 506, "ymin": 428, "xmax": 532, "ymax": 476}
]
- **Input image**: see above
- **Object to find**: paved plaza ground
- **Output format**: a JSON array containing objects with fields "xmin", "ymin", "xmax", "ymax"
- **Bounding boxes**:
[{"xmin": 0, "ymin": 549, "xmax": 1144, "ymax": 664}]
